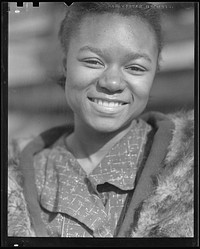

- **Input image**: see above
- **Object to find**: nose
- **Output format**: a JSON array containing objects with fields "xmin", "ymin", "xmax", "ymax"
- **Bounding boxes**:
[{"xmin": 97, "ymin": 66, "xmax": 126, "ymax": 94}]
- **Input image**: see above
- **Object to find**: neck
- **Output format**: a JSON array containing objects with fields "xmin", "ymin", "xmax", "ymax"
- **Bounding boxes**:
[{"xmin": 66, "ymin": 118, "xmax": 133, "ymax": 161}]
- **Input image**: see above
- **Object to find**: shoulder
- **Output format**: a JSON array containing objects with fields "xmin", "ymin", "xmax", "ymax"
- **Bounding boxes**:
[
  {"xmin": 8, "ymin": 125, "xmax": 71, "ymax": 237},
  {"xmin": 8, "ymin": 137, "xmax": 35, "ymax": 189},
  {"xmin": 165, "ymin": 109, "xmax": 194, "ymax": 163},
  {"xmin": 140, "ymin": 109, "xmax": 194, "ymax": 160},
  {"xmin": 131, "ymin": 109, "xmax": 194, "ymax": 237},
  {"xmin": 8, "ymin": 138, "xmax": 36, "ymax": 236},
  {"xmin": 8, "ymin": 128, "xmax": 69, "ymax": 193},
  {"xmin": 166, "ymin": 109, "xmax": 194, "ymax": 135}
]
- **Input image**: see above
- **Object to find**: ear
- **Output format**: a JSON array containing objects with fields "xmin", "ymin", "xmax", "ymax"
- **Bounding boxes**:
[{"xmin": 62, "ymin": 57, "xmax": 67, "ymax": 76}]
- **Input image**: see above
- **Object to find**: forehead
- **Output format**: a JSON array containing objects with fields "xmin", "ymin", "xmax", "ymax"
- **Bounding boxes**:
[{"xmin": 71, "ymin": 13, "xmax": 158, "ymax": 56}]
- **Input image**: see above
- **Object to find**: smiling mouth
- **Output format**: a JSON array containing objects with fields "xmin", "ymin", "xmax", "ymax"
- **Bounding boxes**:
[{"xmin": 88, "ymin": 97, "xmax": 128, "ymax": 108}]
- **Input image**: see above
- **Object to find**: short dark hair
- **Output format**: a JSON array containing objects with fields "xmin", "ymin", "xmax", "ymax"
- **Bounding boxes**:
[{"xmin": 58, "ymin": 2, "xmax": 163, "ymax": 56}]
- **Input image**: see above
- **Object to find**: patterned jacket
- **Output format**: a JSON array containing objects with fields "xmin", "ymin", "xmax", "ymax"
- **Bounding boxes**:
[{"xmin": 7, "ymin": 110, "xmax": 194, "ymax": 237}]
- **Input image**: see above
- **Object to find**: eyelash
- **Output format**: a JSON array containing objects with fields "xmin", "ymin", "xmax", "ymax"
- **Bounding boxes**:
[
  {"xmin": 126, "ymin": 66, "xmax": 145, "ymax": 72},
  {"xmin": 83, "ymin": 59, "xmax": 103, "ymax": 66},
  {"xmin": 82, "ymin": 59, "xmax": 146, "ymax": 73}
]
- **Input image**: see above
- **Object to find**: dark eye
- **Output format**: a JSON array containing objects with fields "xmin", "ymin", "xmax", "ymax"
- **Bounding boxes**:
[
  {"xmin": 85, "ymin": 60, "xmax": 101, "ymax": 65},
  {"xmin": 126, "ymin": 66, "xmax": 145, "ymax": 73},
  {"xmin": 83, "ymin": 59, "xmax": 104, "ymax": 68}
]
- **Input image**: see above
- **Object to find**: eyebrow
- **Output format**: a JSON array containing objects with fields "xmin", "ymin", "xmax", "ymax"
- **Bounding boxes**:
[{"xmin": 79, "ymin": 45, "xmax": 152, "ymax": 63}]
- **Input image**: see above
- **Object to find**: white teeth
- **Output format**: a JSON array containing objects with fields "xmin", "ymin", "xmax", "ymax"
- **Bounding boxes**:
[
  {"xmin": 92, "ymin": 98, "xmax": 123, "ymax": 107},
  {"xmin": 114, "ymin": 102, "xmax": 120, "ymax": 107},
  {"xmin": 108, "ymin": 102, "xmax": 115, "ymax": 107}
]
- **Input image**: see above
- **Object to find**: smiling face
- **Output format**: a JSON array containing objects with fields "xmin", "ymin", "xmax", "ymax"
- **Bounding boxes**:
[{"xmin": 64, "ymin": 14, "xmax": 158, "ymax": 133}]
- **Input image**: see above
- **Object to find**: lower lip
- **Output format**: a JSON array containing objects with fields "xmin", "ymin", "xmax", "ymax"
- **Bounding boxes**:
[{"xmin": 88, "ymin": 98, "xmax": 128, "ymax": 114}]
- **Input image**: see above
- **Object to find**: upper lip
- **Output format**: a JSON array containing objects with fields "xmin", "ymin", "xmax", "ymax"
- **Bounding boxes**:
[{"xmin": 88, "ymin": 96, "xmax": 129, "ymax": 104}]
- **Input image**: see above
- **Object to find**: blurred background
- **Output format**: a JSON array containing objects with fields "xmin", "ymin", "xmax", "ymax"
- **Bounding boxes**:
[{"xmin": 8, "ymin": 2, "xmax": 195, "ymax": 141}]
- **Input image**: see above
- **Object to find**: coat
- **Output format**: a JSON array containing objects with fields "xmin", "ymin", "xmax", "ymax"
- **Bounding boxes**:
[{"xmin": 7, "ymin": 110, "xmax": 194, "ymax": 238}]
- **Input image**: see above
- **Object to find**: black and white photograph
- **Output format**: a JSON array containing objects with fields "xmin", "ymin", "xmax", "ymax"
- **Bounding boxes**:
[{"xmin": 2, "ymin": 1, "xmax": 198, "ymax": 247}]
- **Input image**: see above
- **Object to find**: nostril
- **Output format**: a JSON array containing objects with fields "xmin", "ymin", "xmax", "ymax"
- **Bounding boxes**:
[
  {"xmin": 97, "ymin": 72, "xmax": 126, "ymax": 93},
  {"xmin": 96, "ymin": 84, "xmax": 124, "ymax": 95}
]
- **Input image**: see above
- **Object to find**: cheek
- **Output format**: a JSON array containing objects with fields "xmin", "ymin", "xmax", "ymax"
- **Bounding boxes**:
[
  {"xmin": 64, "ymin": 73, "xmax": 88, "ymax": 113},
  {"xmin": 131, "ymin": 81, "xmax": 153, "ymax": 101},
  {"xmin": 64, "ymin": 67, "xmax": 86, "ymax": 104},
  {"xmin": 64, "ymin": 75, "xmax": 78, "ymax": 109},
  {"xmin": 65, "ymin": 67, "xmax": 82, "ymax": 91},
  {"xmin": 128, "ymin": 69, "xmax": 156, "ymax": 100},
  {"xmin": 65, "ymin": 66, "xmax": 97, "ymax": 94}
]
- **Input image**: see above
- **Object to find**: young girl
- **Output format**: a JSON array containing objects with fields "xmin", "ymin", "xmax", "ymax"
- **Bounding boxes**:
[{"xmin": 8, "ymin": 2, "xmax": 194, "ymax": 238}]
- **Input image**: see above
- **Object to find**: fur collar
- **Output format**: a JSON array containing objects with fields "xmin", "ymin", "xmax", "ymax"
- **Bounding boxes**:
[{"xmin": 129, "ymin": 110, "xmax": 194, "ymax": 237}]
